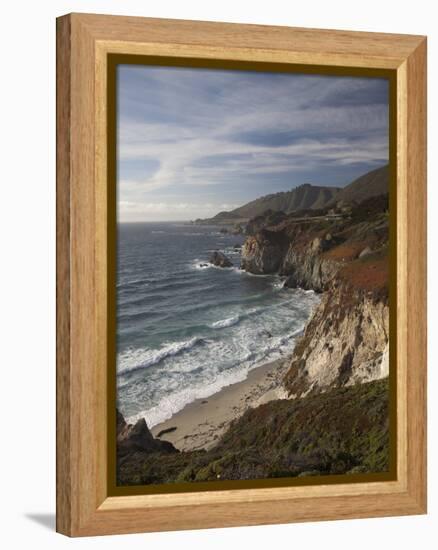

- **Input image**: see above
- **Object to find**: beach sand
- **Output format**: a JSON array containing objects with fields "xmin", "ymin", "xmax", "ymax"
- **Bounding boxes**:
[{"xmin": 151, "ymin": 357, "xmax": 289, "ymax": 452}]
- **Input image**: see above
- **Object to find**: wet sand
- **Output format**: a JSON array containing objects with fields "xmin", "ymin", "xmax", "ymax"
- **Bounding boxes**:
[{"xmin": 151, "ymin": 357, "xmax": 289, "ymax": 451}]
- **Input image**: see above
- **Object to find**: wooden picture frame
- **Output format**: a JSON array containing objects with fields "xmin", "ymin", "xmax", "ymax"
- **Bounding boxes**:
[{"xmin": 56, "ymin": 13, "xmax": 427, "ymax": 536}]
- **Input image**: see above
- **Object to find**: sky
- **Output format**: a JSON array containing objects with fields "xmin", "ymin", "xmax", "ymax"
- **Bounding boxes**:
[{"xmin": 117, "ymin": 65, "xmax": 389, "ymax": 222}]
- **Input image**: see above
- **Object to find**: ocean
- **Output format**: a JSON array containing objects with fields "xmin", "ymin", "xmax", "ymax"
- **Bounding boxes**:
[{"xmin": 116, "ymin": 222, "xmax": 319, "ymax": 427}]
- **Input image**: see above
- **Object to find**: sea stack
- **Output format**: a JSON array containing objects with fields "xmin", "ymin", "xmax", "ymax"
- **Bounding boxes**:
[{"xmin": 209, "ymin": 250, "xmax": 233, "ymax": 268}]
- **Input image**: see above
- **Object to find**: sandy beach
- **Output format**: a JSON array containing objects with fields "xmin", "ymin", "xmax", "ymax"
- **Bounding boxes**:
[{"xmin": 150, "ymin": 357, "xmax": 290, "ymax": 452}]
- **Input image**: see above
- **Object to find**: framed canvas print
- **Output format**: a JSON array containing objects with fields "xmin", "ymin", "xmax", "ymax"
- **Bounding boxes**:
[{"xmin": 56, "ymin": 13, "xmax": 427, "ymax": 536}]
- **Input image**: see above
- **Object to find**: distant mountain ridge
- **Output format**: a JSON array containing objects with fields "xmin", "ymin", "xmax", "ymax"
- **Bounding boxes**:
[
  {"xmin": 197, "ymin": 164, "xmax": 388, "ymax": 225},
  {"xmin": 200, "ymin": 184, "xmax": 340, "ymax": 224},
  {"xmin": 231, "ymin": 183, "xmax": 341, "ymax": 217}
]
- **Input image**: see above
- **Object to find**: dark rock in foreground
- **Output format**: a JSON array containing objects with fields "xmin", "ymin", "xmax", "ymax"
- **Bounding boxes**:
[
  {"xmin": 117, "ymin": 409, "xmax": 178, "ymax": 456},
  {"xmin": 209, "ymin": 251, "xmax": 233, "ymax": 268}
]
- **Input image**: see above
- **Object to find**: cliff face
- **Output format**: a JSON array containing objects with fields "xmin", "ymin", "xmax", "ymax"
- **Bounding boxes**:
[
  {"xmin": 242, "ymin": 230, "xmax": 341, "ymax": 290},
  {"xmin": 241, "ymin": 229, "xmax": 289, "ymax": 274},
  {"xmin": 242, "ymin": 196, "xmax": 388, "ymax": 287},
  {"xmin": 240, "ymin": 194, "xmax": 390, "ymax": 396},
  {"xmin": 284, "ymin": 279, "xmax": 389, "ymax": 397},
  {"xmin": 280, "ymin": 234, "xmax": 342, "ymax": 292}
]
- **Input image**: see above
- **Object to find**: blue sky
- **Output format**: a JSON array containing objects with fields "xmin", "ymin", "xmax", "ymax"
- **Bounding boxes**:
[{"xmin": 117, "ymin": 65, "xmax": 389, "ymax": 222}]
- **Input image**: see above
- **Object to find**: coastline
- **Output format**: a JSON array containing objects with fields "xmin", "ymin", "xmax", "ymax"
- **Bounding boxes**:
[
  {"xmin": 116, "ymin": 168, "xmax": 392, "ymax": 486},
  {"xmin": 150, "ymin": 357, "xmax": 289, "ymax": 452}
]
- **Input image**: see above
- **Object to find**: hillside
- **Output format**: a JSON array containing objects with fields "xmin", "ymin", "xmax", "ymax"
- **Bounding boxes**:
[
  {"xmin": 196, "ymin": 183, "xmax": 340, "ymax": 225},
  {"xmin": 230, "ymin": 183, "xmax": 340, "ymax": 218},
  {"xmin": 196, "ymin": 165, "xmax": 389, "ymax": 226},
  {"xmin": 328, "ymin": 164, "xmax": 389, "ymax": 206}
]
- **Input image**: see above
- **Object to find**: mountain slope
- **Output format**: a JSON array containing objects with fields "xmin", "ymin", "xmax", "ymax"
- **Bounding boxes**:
[
  {"xmin": 329, "ymin": 164, "xmax": 389, "ymax": 206},
  {"xmin": 201, "ymin": 184, "xmax": 340, "ymax": 224},
  {"xmin": 196, "ymin": 165, "xmax": 389, "ymax": 225},
  {"xmin": 231, "ymin": 184, "xmax": 340, "ymax": 218}
]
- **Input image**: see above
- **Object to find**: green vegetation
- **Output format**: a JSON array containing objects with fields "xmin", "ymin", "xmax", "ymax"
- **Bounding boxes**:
[{"xmin": 117, "ymin": 379, "xmax": 390, "ymax": 486}]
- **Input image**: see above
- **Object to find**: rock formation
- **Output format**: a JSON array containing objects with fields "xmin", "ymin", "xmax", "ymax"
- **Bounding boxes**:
[
  {"xmin": 209, "ymin": 250, "xmax": 233, "ymax": 268},
  {"xmin": 240, "ymin": 229, "xmax": 288, "ymax": 274},
  {"xmin": 117, "ymin": 409, "xmax": 178, "ymax": 455},
  {"xmin": 284, "ymin": 274, "xmax": 388, "ymax": 396},
  {"xmin": 240, "ymin": 191, "xmax": 390, "ymax": 396}
]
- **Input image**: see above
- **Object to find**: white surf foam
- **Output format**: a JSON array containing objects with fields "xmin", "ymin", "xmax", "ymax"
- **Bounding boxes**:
[
  {"xmin": 127, "ymin": 367, "xmax": 250, "ymax": 428},
  {"xmin": 210, "ymin": 315, "xmax": 240, "ymax": 329},
  {"xmin": 118, "ymin": 336, "xmax": 203, "ymax": 374},
  {"xmin": 124, "ymin": 324, "xmax": 310, "ymax": 428},
  {"xmin": 119, "ymin": 289, "xmax": 321, "ymax": 428}
]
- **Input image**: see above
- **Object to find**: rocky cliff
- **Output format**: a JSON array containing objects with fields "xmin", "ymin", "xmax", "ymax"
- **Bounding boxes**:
[
  {"xmin": 242, "ymin": 225, "xmax": 341, "ymax": 290},
  {"xmin": 284, "ymin": 264, "xmax": 389, "ymax": 396},
  {"xmin": 241, "ymin": 193, "xmax": 390, "ymax": 396}
]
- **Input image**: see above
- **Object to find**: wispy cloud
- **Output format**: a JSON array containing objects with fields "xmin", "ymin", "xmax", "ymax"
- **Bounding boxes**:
[
  {"xmin": 117, "ymin": 66, "xmax": 389, "ymax": 222},
  {"xmin": 118, "ymin": 200, "xmax": 240, "ymax": 221}
]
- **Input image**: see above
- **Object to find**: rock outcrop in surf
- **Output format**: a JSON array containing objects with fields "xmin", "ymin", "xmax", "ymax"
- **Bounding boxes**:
[{"xmin": 209, "ymin": 250, "xmax": 233, "ymax": 268}]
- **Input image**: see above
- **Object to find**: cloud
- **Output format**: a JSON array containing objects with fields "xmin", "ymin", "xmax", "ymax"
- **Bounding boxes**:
[
  {"xmin": 118, "ymin": 200, "xmax": 240, "ymax": 222},
  {"xmin": 117, "ymin": 66, "xmax": 389, "ymax": 221}
]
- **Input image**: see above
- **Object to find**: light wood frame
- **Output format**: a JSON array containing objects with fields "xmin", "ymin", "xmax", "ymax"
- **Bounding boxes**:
[{"xmin": 56, "ymin": 13, "xmax": 427, "ymax": 537}]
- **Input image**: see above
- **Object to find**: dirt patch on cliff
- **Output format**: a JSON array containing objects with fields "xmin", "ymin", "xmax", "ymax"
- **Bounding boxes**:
[{"xmin": 338, "ymin": 250, "xmax": 388, "ymax": 298}]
